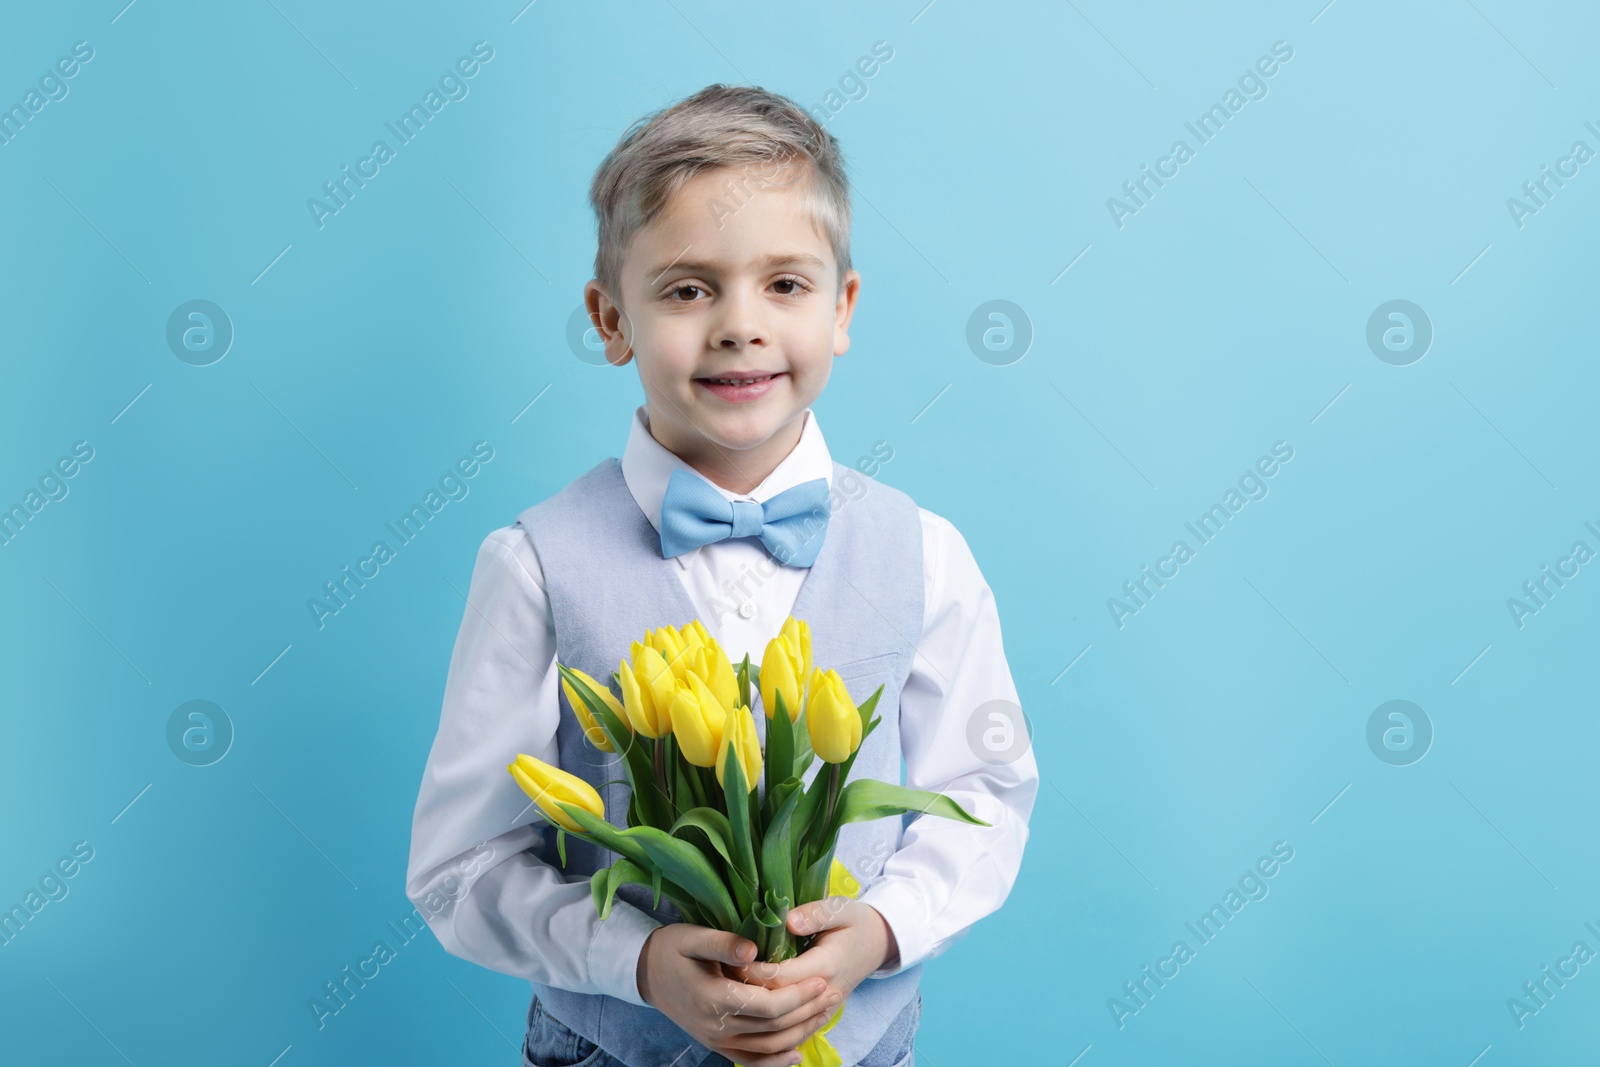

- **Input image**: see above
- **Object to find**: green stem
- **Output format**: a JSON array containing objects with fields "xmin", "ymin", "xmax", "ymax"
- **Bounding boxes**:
[
  {"xmin": 662, "ymin": 735, "xmax": 675, "ymax": 814},
  {"xmin": 822, "ymin": 762, "xmax": 840, "ymax": 832},
  {"xmin": 653, "ymin": 737, "xmax": 668, "ymax": 809}
]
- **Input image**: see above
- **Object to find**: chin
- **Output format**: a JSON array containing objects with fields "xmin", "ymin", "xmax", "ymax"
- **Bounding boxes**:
[
  {"xmin": 707, "ymin": 421, "xmax": 782, "ymax": 451},
  {"xmin": 701, "ymin": 410, "xmax": 792, "ymax": 448}
]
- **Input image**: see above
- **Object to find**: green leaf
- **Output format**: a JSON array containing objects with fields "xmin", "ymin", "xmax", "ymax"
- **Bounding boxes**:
[
  {"xmin": 762, "ymin": 775, "xmax": 801, "ymax": 828},
  {"xmin": 591, "ymin": 858, "xmax": 709, "ymax": 926},
  {"xmin": 722, "ymin": 740, "xmax": 760, "ymax": 891},
  {"xmin": 759, "ymin": 785, "xmax": 803, "ymax": 911},
  {"xmin": 762, "ymin": 887, "xmax": 797, "ymax": 962},
  {"xmin": 625, "ymin": 824, "xmax": 740, "ymax": 930},
  {"xmin": 792, "ymin": 707, "xmax": 816, "ymax": 781},
  {"xmin": 671, "ymin": 748, "xmax": 697, "ymax": 821},
  {"xmin": 834, "ymin": 779, "xmax": 992, "ymax": 829},
  {"xmin": 669, "ymin": 805, "xmax": 740, "ymax": 888},
  {"xmin": 557, "ymin": 803, "xmax": 654, "ymax": 872},
  {"xmin": 797, "ymin": 845, "xmax": 834, "ymax": 905},
  {"xmin": 738, "ymin": 654, "xmax": 754, "ymax": 713},
  {"xmin": 793, "ymin": 762, "xmax": 835, "ymax": 868},
  {"xmin": 765, "ymin": 688, "xmax": 795, "ymax": 801},
  {"xmin": 728, "ymin": 865, "xmax": 758, "ymax": 920},
  {"xmin": 856, "ymin": 684, "xmax": 884, "ymax": 723}
]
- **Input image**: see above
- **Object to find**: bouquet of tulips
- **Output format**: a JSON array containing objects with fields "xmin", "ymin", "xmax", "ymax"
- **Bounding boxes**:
[{"xmin": 507, "ymin": 616, "xmax": 988, "ymax": 1062}]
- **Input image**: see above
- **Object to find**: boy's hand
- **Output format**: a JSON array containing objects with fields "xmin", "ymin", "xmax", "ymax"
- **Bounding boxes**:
[
  {"xmin": 637, "ymin": 923, "xmax": 843, "ymax": 1067},
  {"xmin": 763, "ymin": 899, "xmax": 900, "ymax": 1005}
]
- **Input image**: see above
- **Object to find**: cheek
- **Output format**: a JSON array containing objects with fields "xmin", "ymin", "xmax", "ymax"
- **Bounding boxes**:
[
  {"xmin": 784, "ymin": 307, "xmax": 839, "ymax": 353},
  {"xmin": 634, "ymin": 319, "xmax": 694, "ymax": 367}
]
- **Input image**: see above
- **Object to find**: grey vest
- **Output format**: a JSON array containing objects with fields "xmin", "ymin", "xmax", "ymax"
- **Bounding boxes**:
[{"xmin": 516, "ymin": 457, "xmax": 925, "ymax": 1067}]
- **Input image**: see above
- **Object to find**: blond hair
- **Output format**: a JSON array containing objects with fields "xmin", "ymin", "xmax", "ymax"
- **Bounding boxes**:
[{"xmin": 587, "ymin": 84, "xmax": 852, "ymax": 302}]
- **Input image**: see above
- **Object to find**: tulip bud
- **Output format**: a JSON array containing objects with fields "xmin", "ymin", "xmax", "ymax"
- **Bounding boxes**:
[
  {"xmin": 780, "ymin": 616, "xmax": 813, "ymax": 689},
  {"xmin": 680, "ymin": 622, "xmax": 705, "ymax": 657},
  {"xmin": 806, "ymin": 669, "xmax": 862, "ymax": 763},
  {"xmin": 670, "ymin": 676, "xmax": 722, "ymax": 768},
  {"xmin": 704, "ymin": 639, "xmax": 740, "ymax": 710},
  {"xmin": 651, "ymin": 626, "xmax": 689, "ymax": 682},
  {"xmin": 761, "ymin": 634, "xmax": 802, "ymax": 722},
  {"xmin": 687, "ymin": 645, "xmax": 712, "ymax": 692},
  {"xmin": 716, "ymin": 704, "xmax": 762, "ymax": 791},
  {"xmin": 559, "ymin": 666, "xmax": 627, "ymax": 752},
  {"xmin": 506, "ymin": 754, "xmax": 605, "ymax": 833},
  {"xmin": 633, "ymin": 645, "xmax": 678, "ymax": 735},
  {"xmin": 620, "ymin": 654, "xmax": 671, "ymax": 738}
]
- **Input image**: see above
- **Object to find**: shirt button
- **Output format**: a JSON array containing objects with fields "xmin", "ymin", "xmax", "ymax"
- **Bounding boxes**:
[{"xmin": 737, "ymin": 602, "xmax": 756, "ymax": 620}]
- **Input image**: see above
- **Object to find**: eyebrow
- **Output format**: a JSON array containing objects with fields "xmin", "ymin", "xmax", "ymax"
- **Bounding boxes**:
[{"xmin": 647, "ymin": 251, "xmax": 828, "ymax": 284}]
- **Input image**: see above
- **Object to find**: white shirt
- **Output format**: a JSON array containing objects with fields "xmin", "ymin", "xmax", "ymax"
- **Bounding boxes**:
[{"xmin": 406, "ymin": 404, "xmax": 1039, "ymax": 1007}]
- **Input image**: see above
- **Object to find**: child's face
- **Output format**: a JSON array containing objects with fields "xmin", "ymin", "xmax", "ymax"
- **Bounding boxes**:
[{"xmin": 586, "ymin": 163, "xmax": 860, "ymax": 492}]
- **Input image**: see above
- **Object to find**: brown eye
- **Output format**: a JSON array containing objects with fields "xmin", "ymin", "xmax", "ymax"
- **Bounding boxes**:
[
  {"xmin": 773, "ymin": 276, "xmax": 810, "ymax": 296},
  {"xmin": 667, "ymin": 285, "xmax": 704, "ymax": 302}
]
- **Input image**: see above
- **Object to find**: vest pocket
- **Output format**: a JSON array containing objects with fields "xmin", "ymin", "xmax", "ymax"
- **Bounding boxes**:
[{"xmin": 831, "ymin": 650, "xmax": 899, "ymax": 680}]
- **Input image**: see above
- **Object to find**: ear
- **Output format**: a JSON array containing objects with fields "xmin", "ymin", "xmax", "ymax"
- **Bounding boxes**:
[
  {"xmin": 584, "ymin": 280, "xmax": 633, "ymax": 367},
  {"xmin": 832, "ymin": 269, "xmax": 861, "ymax": 358}
]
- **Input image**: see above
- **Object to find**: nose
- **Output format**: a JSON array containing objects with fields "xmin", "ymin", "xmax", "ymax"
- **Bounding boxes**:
[{"xmin": 710, "ymin": 285, "xmax": 766, "ymax": 349}]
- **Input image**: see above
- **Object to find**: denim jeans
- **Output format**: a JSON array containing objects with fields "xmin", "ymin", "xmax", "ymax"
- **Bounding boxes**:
[{"xmin": 522, "ymin": 990, "xmax": 921, "ymax": 1067}]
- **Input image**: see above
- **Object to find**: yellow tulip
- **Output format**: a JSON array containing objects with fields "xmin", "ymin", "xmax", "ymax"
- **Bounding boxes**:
[
  {"xmin": 559, "ymin": 666, "xmax": 627, "ymax": 752},
  {"xmin": 716, "ymin": 704, "xmax": 762, "ymax": 791},
  {"xmin": 670, "ymin": 672, "xmax": 727, "ymax": 767},
  {"xmin": 631, "ymin": 644, "xmax": 678, "ymax": 734},
  {"xmin": 687, "ymin": 642, "xmax": 739, "ymax": 711},
  {"xmin": 687, "ymin": 645, "xmax": 711, "ymax": 689},
  {"xmin": 506, "ymin": 754, "xmax": 605, "ymax": 833},
  {"xmin": 688, "ymin": 618, "xmax": 713, "ymax": 646},
  {"xmin": 780, "ymin": 616, "xmax": 813, "ymax": 689},
  {"xmin": 806, "ymin": 668, "xmax": 862, "ymax": 763},
  {"xmin": 704, "ymin": 639, "xmax": 740, "ymax": 710},
  {"xmin": 761, "ymin": 633, "xmax": 803, "ymax": 722},
  {"xmin": 650, "ymin": 626, "xmax": 690, "ymax": 681},
  {"xmin": 619, "ymin": 655, "xmax": 671, "ymax": 738}
]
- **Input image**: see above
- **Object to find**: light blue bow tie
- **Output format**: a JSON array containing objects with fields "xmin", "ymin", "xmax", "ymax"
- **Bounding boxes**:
[{"xmin": 658, "ymin": 468, "xmax": 831, "ymax": 567}]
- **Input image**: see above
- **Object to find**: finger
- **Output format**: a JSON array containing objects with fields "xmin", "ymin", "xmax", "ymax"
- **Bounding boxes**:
[
  {"xmin": 722, "ymin": 1004, "xmax": 840, "ymax": 1058},
  {"xmin": 714, "ymin": 974, "xmax": 830, "ymax": 1027},
  {"xmin": 787, "ymin": 895, "xmax": 852, "ymax": 935},
  {"xmin": 762, "ymin": 988, "xmax": 844, "ymax": 1033},
  {"xmin": 716, "ymin": 984, "xmax": 838, "ymax": 1038},
  {"xmin": 680, "ymin": 927, "xmax": 758, "ymax": 967},
  {"xmin": 763, "ymin": 951, "xmax": 836, "ymax": 987}
]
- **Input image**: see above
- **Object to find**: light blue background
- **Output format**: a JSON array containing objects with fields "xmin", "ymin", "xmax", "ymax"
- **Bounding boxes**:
[{"xmin": 2, "ymin": 1, "xmax": 1597, "ymax": 1064}]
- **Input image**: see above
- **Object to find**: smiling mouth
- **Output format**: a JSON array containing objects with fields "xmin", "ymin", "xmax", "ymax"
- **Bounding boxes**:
[{"xmin": 695, "ymin": 372, "xmax": 784, "ymax": 385}]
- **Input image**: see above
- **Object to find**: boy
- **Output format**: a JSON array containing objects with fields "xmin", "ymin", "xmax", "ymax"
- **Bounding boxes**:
[{"xmin": 407, "ymin": 84, "xmax": 1038, "ymax": 1067}]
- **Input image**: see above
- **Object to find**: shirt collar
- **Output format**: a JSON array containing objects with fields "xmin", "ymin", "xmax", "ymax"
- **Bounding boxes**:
[{"xmin": 621, "ymin": 404, "xmax": 834, "ymax": 539}]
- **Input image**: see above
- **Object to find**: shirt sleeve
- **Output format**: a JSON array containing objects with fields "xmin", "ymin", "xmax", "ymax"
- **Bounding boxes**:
[
  {"xmin": 405, "ymin": 526, "xmax": 662, "ymax": 1005},
  {"xmin": 855, "ymin": 509, "xmax": 1040, "ymax": 979}
]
